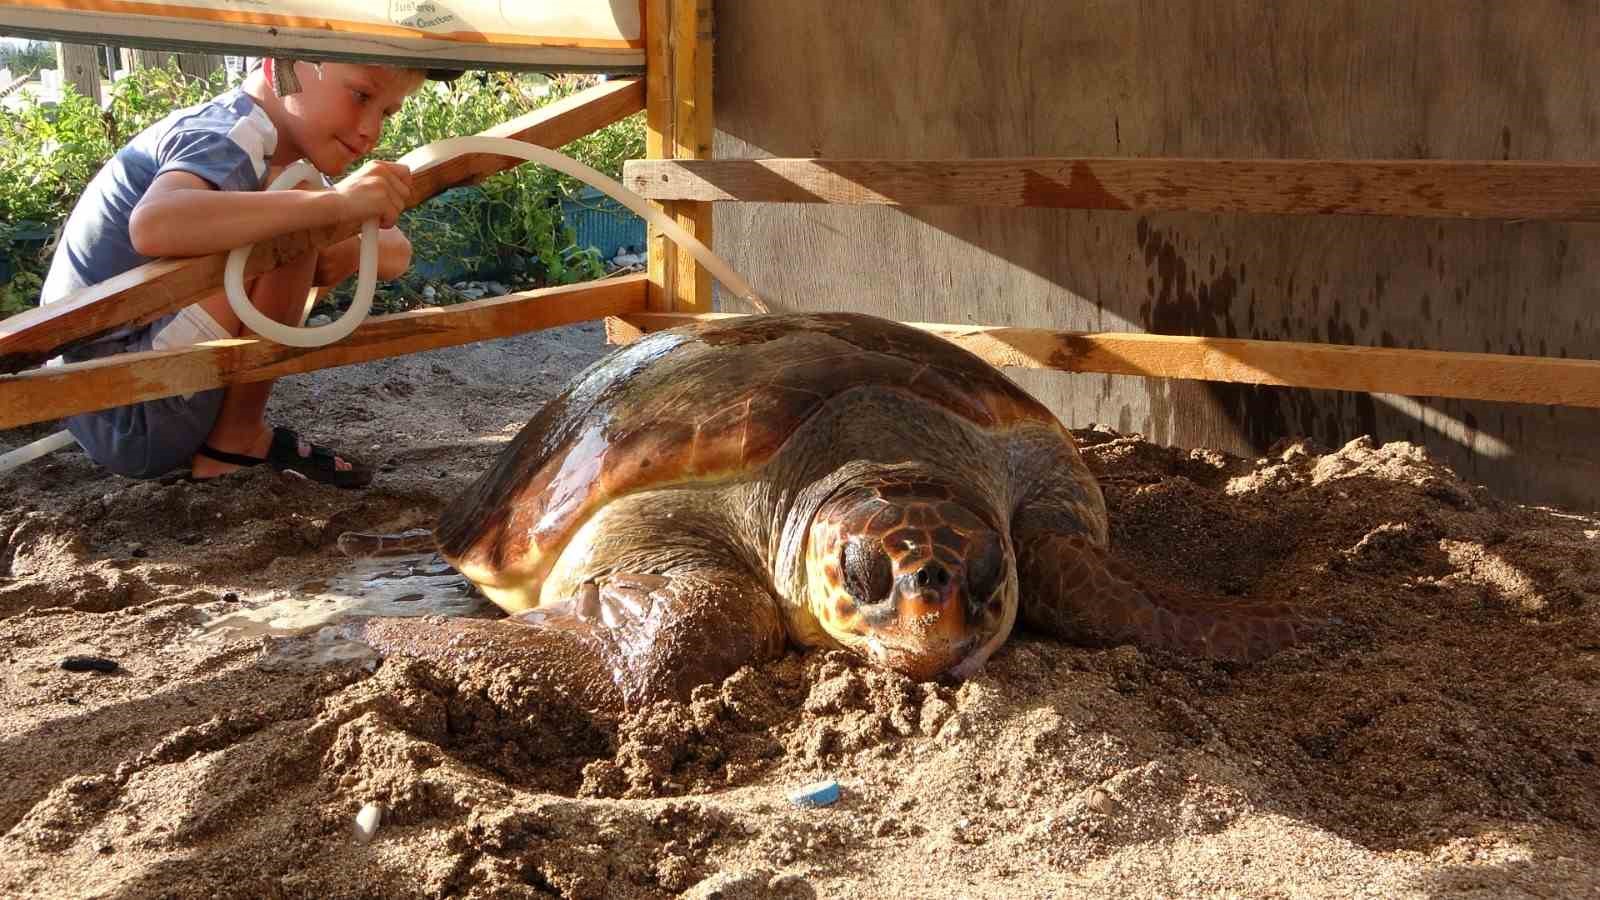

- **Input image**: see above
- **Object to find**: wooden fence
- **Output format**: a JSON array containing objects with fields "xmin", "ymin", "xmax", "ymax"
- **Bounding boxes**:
[{"xmin": 20, "ymin": 42, "xmax": 228, "ymax": 105}]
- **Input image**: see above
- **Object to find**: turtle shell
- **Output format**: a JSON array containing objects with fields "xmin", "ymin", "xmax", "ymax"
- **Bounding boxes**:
[{"xmin": 436, "ymin": 312, "xmax": 1064, "ymax": 589}]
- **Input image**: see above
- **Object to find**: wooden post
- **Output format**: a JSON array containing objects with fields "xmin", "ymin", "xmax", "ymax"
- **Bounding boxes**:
[
  {"xmin": 54, "ymin": 43, "xmax": 102, "ymax": 105},
  {"xmin": 122, "ymin": 49, "xmax": 224, "ymax": 83},
  {"xmin": 645, "ymin": 0, "xmax": 714, "ymax": 312},
  {"xmin": 122, "ymin": 48, "xmax": 163, "ymax": 70}
]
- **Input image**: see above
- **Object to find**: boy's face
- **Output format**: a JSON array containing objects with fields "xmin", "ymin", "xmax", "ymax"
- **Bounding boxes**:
[{"xmin": 279, "ymin": 62, "xmax": 425, "ymax": 175}]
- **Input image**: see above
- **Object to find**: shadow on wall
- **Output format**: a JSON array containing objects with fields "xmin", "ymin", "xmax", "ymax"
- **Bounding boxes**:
[
  {"xmin": 705, "ymin": 0, "xmax": 1600, "ymax": 510},
  {"xmin": 696, "ymin": 153, "xmax": 1600, "ymax": 509}
]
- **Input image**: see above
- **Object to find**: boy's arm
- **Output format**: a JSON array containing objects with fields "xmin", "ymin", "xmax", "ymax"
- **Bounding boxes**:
[
  {"xmin": 127, "ymin": 160, "xmax": 412, "ymax": 259},
  {"xmin": 315, "ymin": 227, "xmax": 414, "ymax": 286}
]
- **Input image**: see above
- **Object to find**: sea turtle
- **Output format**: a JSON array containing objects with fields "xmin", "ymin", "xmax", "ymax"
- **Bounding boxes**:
[{"xmin": 347, "ymin": 313, "xmax": 1312, "ymax": 719}]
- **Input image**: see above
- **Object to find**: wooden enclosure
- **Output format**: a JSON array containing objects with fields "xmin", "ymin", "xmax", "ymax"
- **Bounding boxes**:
[
  {"xmin": 4, "ymin": 1, "xmax": 1598, "ymax": 511},
  {"xmin": 642, "ymin": 1, "xmax": 1600, "ymax": 510},
  {"xmin": 0, "ymin": 78, "xmax": 651, "ymax": 425}
]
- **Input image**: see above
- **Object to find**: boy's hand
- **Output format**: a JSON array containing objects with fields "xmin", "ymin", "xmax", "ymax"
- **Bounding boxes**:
[{"xmin": 333, "ymin": 160, "xmax": 412, "ymax": 229}]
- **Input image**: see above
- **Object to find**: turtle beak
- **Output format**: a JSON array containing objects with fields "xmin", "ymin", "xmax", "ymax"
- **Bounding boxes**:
[
  {"xmin": 872, "ymin": 562, "xmax": 1013, "ymax": 680},
  {"xmin": 943, "ymin": 576, "xmax": 1017, "ymax": 680}
]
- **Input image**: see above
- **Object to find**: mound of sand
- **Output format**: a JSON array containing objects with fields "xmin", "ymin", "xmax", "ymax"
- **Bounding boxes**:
[{"xmin": 2, "ymin": 323, "xmax": 1596, "ymax": 898}]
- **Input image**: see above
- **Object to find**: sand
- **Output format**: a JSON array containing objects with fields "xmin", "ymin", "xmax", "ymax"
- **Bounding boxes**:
[{"xmin": 2, "ymin": 321, "xmax": 1597, "ymax": 899}]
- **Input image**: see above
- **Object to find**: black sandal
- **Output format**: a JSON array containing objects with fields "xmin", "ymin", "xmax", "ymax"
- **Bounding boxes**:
[{"xmin": 195, "ymin": 426, "xmax": 373, "ymax": 489}]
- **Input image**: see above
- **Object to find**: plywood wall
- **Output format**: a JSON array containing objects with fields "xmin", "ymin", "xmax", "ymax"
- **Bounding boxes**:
[{"xmin": 710, "ymin": 0, "xmax": 1600, "ymax": 510}]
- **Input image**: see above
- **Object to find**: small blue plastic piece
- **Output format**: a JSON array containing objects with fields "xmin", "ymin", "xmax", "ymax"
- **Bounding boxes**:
[{"xmin": 787, "ymin": 779, "xmax": 841, "ymax": 808}]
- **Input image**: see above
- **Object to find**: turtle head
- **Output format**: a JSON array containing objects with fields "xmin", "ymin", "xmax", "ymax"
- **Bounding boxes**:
[{"xmin": 805, "ymin": 478, "xmax": 1016, "ymax": 680}]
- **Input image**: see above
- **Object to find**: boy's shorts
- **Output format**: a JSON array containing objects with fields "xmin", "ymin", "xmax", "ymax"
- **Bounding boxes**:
[{"xmin": 63, "ymin": 305, "xmax": 231, "ymax": 479}]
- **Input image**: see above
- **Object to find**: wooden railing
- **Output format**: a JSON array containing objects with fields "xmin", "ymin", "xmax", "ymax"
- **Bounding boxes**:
[
  {"xmin": 622, "ymin": 157, "xmax": 1600, "ymax": 221},
  {"xmin": 4, "ymin": 4, "xmax": 1594, "ymax": 441},
  {"xmin": 0, "ymin": 277, "xmax": 646, "ymax": 429},
  {"xmin": 0, "ymin": 76, "xmax": 645, "ymax": 376},
  {"xmin": 608, "ymin": 312, "xmax": 1600, "ymax": 410},
  {"xmin": 0, "ymin": 78, "xmax": 646, "ymax": 431},
  {"xmin": 617, "ymin": 155, "xmax": 1600, "ymax": 410}
]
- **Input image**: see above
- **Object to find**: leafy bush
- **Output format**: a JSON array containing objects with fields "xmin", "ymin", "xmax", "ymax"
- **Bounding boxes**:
[
  {"xmin": 0, "ymin": 65, "xmax": 643, "ymax": 313},
  {"xmin": 0, "ymin": 61, "xmax": 227, "ymax": 306},
  {"xmin": 0, "ymin": 267, "xmax": 41, "ymax": 317},
  {"xmin": 0, "ymin": 40, "xmax": 55, "ymax": 75},
  {"xmin": 1, "ymin": 62, "xmax": 224, "ymax": 222},
  {"xmin": 363, "ymin": 73, "xmax": 642, "ymax": 301}
]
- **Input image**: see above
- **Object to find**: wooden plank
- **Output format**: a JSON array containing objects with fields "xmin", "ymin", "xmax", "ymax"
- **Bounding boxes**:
[
  {"xmin": 609, "ymin": 313, "xmax": 1600, "ymax": 410},
  {"xmin": 0, "ymin": 6, "xmax": 644, "ymax": 72},
  {"xmin": 54, "ymin": 42, "xmax": 102, "ymax": 105},
  {"xmin": 602, "ymin": 315, "xmax": 646, "ymax": 345},
  {"xmin": 644, "ymin": 0, "xmax": 715, "ymax": 313},
  {"xmin": 710, "ymin": 1, "xmax": 1600, "ymax": 510},
  {"xmin": 0, "ymin": 276, "xmax": 647, "ymax": 430},
  {"xmin": 644, "ymin": 0, "xmax": 675, "ymax": 312},
  {"xmin": 0, "ymin": 76, "xmax": 644, "ymax": 375},
  {"xmin": 622, "ymin": 157, "xmax": 1600, "ymax": 221},
  {"xmin": 671, "ymin": 0, "xmax": 714, "ymax": 313},
  {"xmin": 174, "ymin": 52, "xmax": 223, "ymax": 82}
]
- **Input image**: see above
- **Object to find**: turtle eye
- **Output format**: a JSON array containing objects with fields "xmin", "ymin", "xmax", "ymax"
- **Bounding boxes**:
[{"xmin": 842, "ymin": 539, "xmax": 894, "ymax": 608}]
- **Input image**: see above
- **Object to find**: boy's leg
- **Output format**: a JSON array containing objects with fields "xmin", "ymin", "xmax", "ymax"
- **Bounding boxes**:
[{"xmin": 188, "ymin": 251, "xmax": 358, "ymax": 480}]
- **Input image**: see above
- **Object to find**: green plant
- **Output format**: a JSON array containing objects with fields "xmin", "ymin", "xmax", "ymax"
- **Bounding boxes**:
[
  {"xmin": 0, "ymin": 40, "xmax": 54, "ymax": 75},
  {"xmin": 0, "ymin": 60, "xmax": 225, "ymax": 307},
  {"xmin": 385, "ymin": 73, "xmax": 640, "ymax": 274},
  {"xmin": 0, "ymin": 269, "xmax": 41, "ymax": 317},
  {"xmin": 102, "ymin": 62, "xmax": 228, "ymax": 146},
  {"xmin": 328, "ymin": 72, "xmax": 639, "ymax": 312},
  {"xmin": 0, "ymin": 65, "xmax": 642, "ymax": 316}
]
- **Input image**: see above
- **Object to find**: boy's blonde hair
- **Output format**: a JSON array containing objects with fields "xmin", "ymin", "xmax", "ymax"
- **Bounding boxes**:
[{"xmin": 266, "ymin": 58, "xmax": 461, "ymax": 97}]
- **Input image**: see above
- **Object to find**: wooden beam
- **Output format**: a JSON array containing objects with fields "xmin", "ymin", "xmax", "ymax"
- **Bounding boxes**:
[
  {"xmin": 602, "ymin": 315, "xmax": 646, "ymax": 345},
  {"xmin": 644, "ymin": 0, "xmax": 673, "ymax": 311},
  {"xmin": 55, "ymin": 42, "xmax": 102, "ymax": 105},
  {"xmin": 2, "ymin": 6, "xmax": 644, "ymax": 72},
  {"xmin": 0, "ymin": 276, "xmax": 647, "ymax": 430},
  {"xmin": 645, "ymin": 0, "xmax": 714, "ymax": 313},
  {"xmin": 607, "ymin": 312, "xmax": 1600, "ymax": 409},
  {"xmin": 0, "ymin": 76, "xmax": 645, "ymax": 375},
  {"xmin": 621, "ymin": 157, "xmax": 1600, "ymax": 221},
  {"xmin": 671, "ymin": 0, "xmax": 714, "ymax": 314}
]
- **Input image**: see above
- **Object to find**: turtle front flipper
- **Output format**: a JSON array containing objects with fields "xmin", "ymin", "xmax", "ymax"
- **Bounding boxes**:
[
  {"xmin": 1014, "ymin": 532, "xmax": 1316, "ymax": 663},
  {"xmin": 350, "ymin": 564, "xmax": 788, "ymax": 721}
]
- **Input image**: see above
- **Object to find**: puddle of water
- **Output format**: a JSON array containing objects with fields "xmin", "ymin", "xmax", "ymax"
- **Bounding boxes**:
[{"xmin": 196, "ymin": 551, "xmax": 492, "ymax": 670}]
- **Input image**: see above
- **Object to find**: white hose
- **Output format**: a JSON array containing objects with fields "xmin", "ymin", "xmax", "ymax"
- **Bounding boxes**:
[
  {"xmin": 225, "ymin": 161, "xmax": 379, "ymax": 347},
  {"xmin": 228, "ymin": 137, "xmax": 765, "ymax": 350},
  {"xmin": 0, "ymin": 429, "xmax": 76, "ymax": 475},
  {"xmin": 396, "ymin": 137, "xmax": 766, "ymax": 313}
]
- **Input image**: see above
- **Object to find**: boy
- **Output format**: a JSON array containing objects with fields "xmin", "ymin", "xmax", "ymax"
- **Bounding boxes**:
[{"xmin": 42, "ymin": 58, "xmax": 446, "ymax": 488}]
